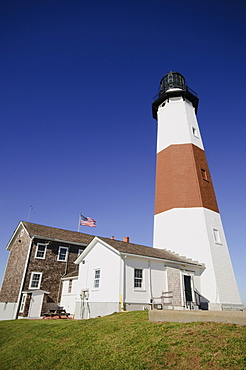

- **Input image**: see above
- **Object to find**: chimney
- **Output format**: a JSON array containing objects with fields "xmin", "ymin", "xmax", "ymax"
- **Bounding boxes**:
[
  {"xmin": 123, "ymin": 237, "xmax": 130, "ymax": 243},
  {"xmin": 111, "ymin": 236, "xmax": 115, "ymax": 240}
]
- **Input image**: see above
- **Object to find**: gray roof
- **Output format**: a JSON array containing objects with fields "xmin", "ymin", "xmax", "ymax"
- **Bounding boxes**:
[
  {"xmin": 22, "ymin": 221, "xmax": 95, "ymax": 245},
  {"xmin": 63, "ymin": 270, "xmax": 79, "ymax": 278},
  {"xmin": 97, "ymin": 237, "xmax": 202, "ymax": 266},
  {"xmin": 20, "ymin": 222, "xmax": 202, "ymax": 267}
]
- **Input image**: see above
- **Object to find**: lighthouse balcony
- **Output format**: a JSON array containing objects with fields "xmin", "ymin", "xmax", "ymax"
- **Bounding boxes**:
[{"xmin": 152, "ymin": 84, "xmax": 199, "ymax": 120}]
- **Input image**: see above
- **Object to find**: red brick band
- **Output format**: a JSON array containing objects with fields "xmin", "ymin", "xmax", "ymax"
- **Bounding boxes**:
[{"xmin": 154, "ymin": 144, "xmax": 219, "ymax": 214}]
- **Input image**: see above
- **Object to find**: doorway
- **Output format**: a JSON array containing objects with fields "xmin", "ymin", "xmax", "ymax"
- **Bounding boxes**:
[
  {"xmin": 28, "ymin": 291, "xmax": 44, "ymax": 318},
  {"xmin": 183, "ymin": 275, "xmax": 192, "ymax": 305}
]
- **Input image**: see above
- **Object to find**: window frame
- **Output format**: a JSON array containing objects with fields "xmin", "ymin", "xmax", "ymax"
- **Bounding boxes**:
[
  {"xmin": 134, "ymin": 268, "xmax": 143, "ymax": 289},
  {"xmin": 57, "ymin": 246, "xmax": 68, "ymax": 262},
  {"xmin": 19, "ymin": 293, "xmax": 27, "ymax": 313},
  {"xmin": 201, "ymin": 168, "xmax": 209, "ymax": 182},
  {"xmin": 94, "ymin": 269, "xmax": 101, "ymax": 289},
  {"xmin": 35, "ymin": 243, "xmax": 47, "ymax": 259},
  {"xmin": 192, "ymin": 126, "xmax": 199, "ymax": 138},
  {"xmin": 213, "ymin": 228, "xmax": 222, "ymax": 244},
  {"xmin": 68, "ymin": 279, "xmax": 73, "ymax": 293},
  {"xmin": 29, "ymin": 272, "xmax": 42, "ymax": 289}
]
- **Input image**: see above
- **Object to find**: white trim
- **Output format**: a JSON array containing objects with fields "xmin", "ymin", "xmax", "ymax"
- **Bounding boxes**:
[
  {"xmin": 19, "ymin": 293, "xmax": 27, "ymax": 313},
  {"xmin": 93, "ymin": 268, "xmax": 101, "ymax": 289},
  {"xmin": 134, "ymin": 268, "xmax": 144, "ymax": 290},
  {"xmin": 121, "ymin": 252, "xmax": 203, "ymax": 268},
  {"xmin": 57, "ymin": 246, "xmax": 68, "ymax": 262},
  {"xmin": 75, "ymin": 237, "xmax": 203, "ymax": 268},
  {"xmin": 213, "ymin": 228, "xmax": 222, "ymax": 245},
  {"xmin": 192, "ymin": 126, "xmax": 199, "ymax": 138},
  {"xmin": 182, "ymin": 270, "xmax": 195, "ymax": 306},
  {"xmin": 6, "ymin": 221, "xmax": 28, "ymax": 250},
  {"xmin": 35, "ymin": 243, "xmax": 47, "ymax": 259},
  {"xmin": 68, "ymin": 279, "xmax": 73, "ymax": 293},
  {"xmin": 61, "ymin": 275, "xmax": 78, "ymax": 281},
  {"xmin": 78, "ymin": 249, "xmax": 83, "ymax": 256},
  {"xmin": 15, "ymin": 236, "xmax": 34, "ymax": 319},
  {"xmin": 75, "ymin": 237, "xmax": 120, "ymax": 264},
  {"xmin": 29, "ymin": 272, "xmax": 42, "ymax": 289}
]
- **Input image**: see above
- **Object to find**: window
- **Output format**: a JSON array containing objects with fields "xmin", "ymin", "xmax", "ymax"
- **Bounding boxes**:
[
  {"xmin": 201, "ymin": 168, "xmax": 208, "ymax": 181},
  {"xmin": 213, "ymin": 228, "xmax": 221, "ymax": 244},
  {"xmin": 192, "ymin": 127, "xmax": 198, "ymax": 137},
  {"xmin": 94, "ymin": 269, "xmax": 100, "ymax": 288},
  {"xmin": 35, "ymin": 243, "xmax": 47, "ymax": 259},
  {"xmin": 68, "ymin": 280, "xmax": 73, "ymax": 293},
  {"xmin": 57, "ymin": 246, "xmax": 68, "ymax": 262},
  {"xmin": 29, "ymin": 272, "xmax": 42, "ymax": 289},
  {"xmin": 19, "ymin": 293, "xmax": 27, "ymax": 313},
  {"xmin": 134, "ymin": 269, "xmax": 143, "ymax": 288}
]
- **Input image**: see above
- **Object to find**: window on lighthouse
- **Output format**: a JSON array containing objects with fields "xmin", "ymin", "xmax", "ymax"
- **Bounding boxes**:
[
  {"xmin": 201, "ymin": 168, "xmax": 208, "ymax": 181},
  {"xmin": 213, "ymin": 229, "xmax": 221, "ymax": 244},
  {"xmin": 192, "ymin": 127, "xmax": 199, "ymax": 138}
]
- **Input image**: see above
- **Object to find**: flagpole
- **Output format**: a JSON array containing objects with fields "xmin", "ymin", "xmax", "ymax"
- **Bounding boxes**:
[
  {"xmin": 78, "ymin": 212, "xmax": 81, "ymax": 232},
  {"xmin": 27, "ymin": 205, "xmax": 33, "ymax": 221}
]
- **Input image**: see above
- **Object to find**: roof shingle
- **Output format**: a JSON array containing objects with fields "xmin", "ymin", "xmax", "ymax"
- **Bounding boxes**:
[{"xmin": 21, "ymin": 222, "xmax": 202, "ymax": 266}]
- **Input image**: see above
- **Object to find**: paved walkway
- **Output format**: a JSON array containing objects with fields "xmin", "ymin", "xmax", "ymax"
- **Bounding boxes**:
[{"xmin": 149, "ymin": 309, "xmax": 246, "ymax": 325}]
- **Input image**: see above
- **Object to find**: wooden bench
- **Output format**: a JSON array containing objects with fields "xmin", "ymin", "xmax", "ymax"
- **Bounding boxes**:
[{"xmin": 151, "ymin": 291, "xmax": 174, "ymax": 310}]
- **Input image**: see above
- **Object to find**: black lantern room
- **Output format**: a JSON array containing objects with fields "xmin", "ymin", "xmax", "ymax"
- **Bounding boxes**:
[{"xmin": 152, "ymin": 71, "xmax": 199, "ymax": 120}]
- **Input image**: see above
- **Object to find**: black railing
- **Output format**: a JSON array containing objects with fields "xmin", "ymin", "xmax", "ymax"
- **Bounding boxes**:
[{"xmin": 152, "ymin": 83, "xmax": 198, "ymax": 102}]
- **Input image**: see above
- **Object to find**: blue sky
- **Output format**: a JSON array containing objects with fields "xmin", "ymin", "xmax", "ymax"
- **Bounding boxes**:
[{"xmin": 1, "ymin": 0, "xmax": 246, "ymax": 305}]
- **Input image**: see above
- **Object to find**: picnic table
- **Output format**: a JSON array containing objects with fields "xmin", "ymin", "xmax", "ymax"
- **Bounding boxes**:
[{"xmin": 43, "ymin": 309, "xmax": 70, "ymax": 319}]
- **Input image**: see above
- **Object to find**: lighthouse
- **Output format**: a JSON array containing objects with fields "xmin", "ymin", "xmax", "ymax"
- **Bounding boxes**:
[{"xmin": 152, "ymin": 71, "xmax": 243, "ymax": 310}]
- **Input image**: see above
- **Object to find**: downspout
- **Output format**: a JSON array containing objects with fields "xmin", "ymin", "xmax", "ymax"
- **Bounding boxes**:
[
  {"xmin": 15, "ymin": 236, "xmax": 34, "ymax": 319},
  {"xmin": 120, "ymin": 255, "xmax": 126, "ymax": 311},
  {"xmin": 148, "ymin": 260, "xmax": 153, "ymax": 307},
  {"xmin": 57, "ymin": 245, "xmax": 70, "ymax": 305}
]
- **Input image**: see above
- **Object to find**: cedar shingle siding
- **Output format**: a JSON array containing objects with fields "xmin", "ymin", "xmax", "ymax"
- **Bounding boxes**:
[
  {"xmin": 0, "ymin": 222, "xmax": 92, "ymax": 315},
  {"xmin": 0, "ymin": 230, "xmax": 30, "ymax": 302},
  {"xmin": 23, "ymin": 240, "xmax": 81, "ymax": 303}
]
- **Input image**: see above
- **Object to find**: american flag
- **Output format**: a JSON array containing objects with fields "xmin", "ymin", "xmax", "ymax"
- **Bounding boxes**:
[{"xmin": 80, "ymin": 214, "xmax": 96, "ymax": 227}]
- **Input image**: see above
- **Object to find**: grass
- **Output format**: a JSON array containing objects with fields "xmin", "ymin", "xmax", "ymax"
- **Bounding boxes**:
[{"xmin": 0, "ymin": 311, "xmax": 245, "ymax": 369}]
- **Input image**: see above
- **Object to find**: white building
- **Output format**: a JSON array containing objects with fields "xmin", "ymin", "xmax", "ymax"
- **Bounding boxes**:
[{"xmin": 60, "ymin": 236, "xmax": 205, "ymax": 319}]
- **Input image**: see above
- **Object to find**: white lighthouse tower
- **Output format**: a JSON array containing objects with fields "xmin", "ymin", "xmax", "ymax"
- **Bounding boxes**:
[{"xmin": 152, "ymin": 71, "xmax": 243, "ymax": 310}]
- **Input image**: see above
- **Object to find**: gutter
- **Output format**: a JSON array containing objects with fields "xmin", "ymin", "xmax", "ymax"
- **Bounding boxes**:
[
  {"xmin": 28, "ymin": 234, "xmax": 88, "ymax": 247},
  {"xmin": 119, "ymin": 252, "xmax": 205, "ymax": 269}
]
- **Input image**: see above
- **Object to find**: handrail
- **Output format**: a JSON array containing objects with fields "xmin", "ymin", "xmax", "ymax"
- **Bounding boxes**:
[{"xmin": 152, "ymin": 84, "xmax": 198, "ymax": 102}]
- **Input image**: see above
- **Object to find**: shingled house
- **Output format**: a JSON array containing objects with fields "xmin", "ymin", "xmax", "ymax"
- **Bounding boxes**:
[
  {"xmin": 0, "ymin": 221, "xmax": 95, "ymax": 320},
  {"xmin": 0, "ymin": 221, "xmax": 205, "ymax": 320}
]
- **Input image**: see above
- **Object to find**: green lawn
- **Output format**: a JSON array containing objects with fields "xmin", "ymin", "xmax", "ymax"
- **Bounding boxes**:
[{"xmin": 0, "ymin": 311, "xmax": 245, "ymax": 369}]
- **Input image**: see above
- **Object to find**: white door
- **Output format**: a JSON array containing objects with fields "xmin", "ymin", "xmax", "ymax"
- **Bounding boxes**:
[{"xmin": 28, "ymin": 292, "xmax": 44, "ymax": 318}]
